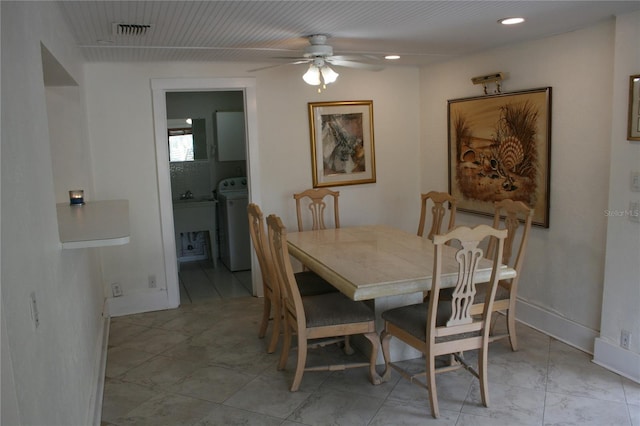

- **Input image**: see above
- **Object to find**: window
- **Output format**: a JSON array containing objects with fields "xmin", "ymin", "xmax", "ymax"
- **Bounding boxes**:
[{"xmin": 168, "ymin": 128, "xmax": 194, "ymax": 162}]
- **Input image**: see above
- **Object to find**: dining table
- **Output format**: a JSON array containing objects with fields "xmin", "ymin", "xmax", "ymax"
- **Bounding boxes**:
[
  {"xmin": 286, "ymin": 224, "xmax": 516, "ymax": 301},
  {"xmin": 286, "ymin": 224, "xmax": 517, "ymax": 362}
]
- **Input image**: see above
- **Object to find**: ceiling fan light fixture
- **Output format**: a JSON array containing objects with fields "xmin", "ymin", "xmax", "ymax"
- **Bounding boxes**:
[
  {"xmin": 320, "ymin": 65, "xmax": 339, "ymax": 84},
  {"xmin": 303, "ymin": 64, "xmax": 321, "ymax": 85}
]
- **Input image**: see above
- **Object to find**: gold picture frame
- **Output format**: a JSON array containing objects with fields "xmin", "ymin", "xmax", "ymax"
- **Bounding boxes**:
[
  {"xmin": 628, "ymin": 74, "xmax": 640, "ymax": 141},
  {"xmin": 448, "ymin": 87, "xmax": 552, "ymax": 228},
  {"xmin": 308, "ymin": 100, "xmax": 376, "ymax": 188}
]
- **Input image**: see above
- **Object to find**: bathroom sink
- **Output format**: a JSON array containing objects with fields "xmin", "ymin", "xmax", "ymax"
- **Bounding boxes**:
[
  {"xmin": 172, "ymin": 198, "xmax": 216, "ymax": 207},
  {"xmin": 174, "ymin": 196, "xmax": 214, "ymax": 202}
]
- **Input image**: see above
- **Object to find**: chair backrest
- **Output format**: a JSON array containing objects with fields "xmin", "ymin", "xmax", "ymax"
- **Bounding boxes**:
[
  {"xmin": 417, "ymin": 191, "xmax": 457, "ymax": 239},
  {"xmin": 293, "ymin": 188, "xmax": 340, "ymax": 231},
  {"xmin": 429, "ymin": 225, "xmax": 507, "ymax": 339},
  {"xmin": 485, "ymin": 199, "xmax": 533, "ymax": 274},
  {"xmin": 266, "ymin": 214, "xmax": 304, "ymax": 329},
  {"xmin": 247, "ymin": 203, "xmax": 278, "ymax": 299}
]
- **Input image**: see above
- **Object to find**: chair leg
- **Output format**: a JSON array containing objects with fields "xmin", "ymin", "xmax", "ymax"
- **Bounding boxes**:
[
  {"xmin": 478, "ymin": 342, "xmax": 490, "ymax": 408},
  {"xmin": 278, "ymin": 320, "xmax": 292, "ymax": 371},
  {"xmin": 448, "ymin": 353, "xmax": 461, "ymax": 366},
  {"xmin": 507, "ymin": 305, "xmax": 518, "ymax": 351},
  {"xmin": 258, "ymin": 296, "xmax": 271, "ymax": 339},
  {"xmin": 343, "ymin": 335, "xmax": 355, "ymax": 355},
  {"xmin": 363, "ymin": 332, "xmax": 382, "ymax": 385},
  {"xmin": 290, "ymin": 336, "xmax": 307, "ymax": 392},
  {"xmin": 426, "ymin": 354, "xmax": 439, "ymax": 418},
  {"xmin": 266, "ymin": 299, "xmax": 281, "ymax": 354},
  {"xmin": 488, "ymin": 312, "xmax": 499, "ymax": 336},
  {"xmin": 380, "ymin": 330, "xmax": 393, "ymax": 382}
]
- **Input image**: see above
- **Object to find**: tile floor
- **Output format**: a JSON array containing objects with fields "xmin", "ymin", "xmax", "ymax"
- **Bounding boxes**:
[
  {"xmin": 101, "ymin": 261, "xmax": 640, "ymax": 425},
  {"xmin": 177, "ymin": 260, "xmax": 253, "ymax": 303}
]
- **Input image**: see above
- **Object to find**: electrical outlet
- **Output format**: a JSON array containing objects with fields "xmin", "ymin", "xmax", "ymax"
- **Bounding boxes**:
[
  {"xmin": 630, "ymin": 201, "xmax": 640, "ymax": 223},
  {"xmin": 111, "ymin": 283, "xmax": 123, "ymax": 297},
  {"xmin": 148, "ymin": 274, "xmax": 157, "ymax": 288},
  {"xmin": 29, "ymin": 291, "xmax": 40, "ymax": 329},
  {"xmin": 631, "ymin": 171, "xmax": 640, "ymax": 192},
  {"xmin": 621, "ymin": 330, "xmax": 631, "ymax": 350}
]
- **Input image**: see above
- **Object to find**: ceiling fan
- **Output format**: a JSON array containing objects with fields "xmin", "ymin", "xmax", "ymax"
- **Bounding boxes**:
[{"xmin": 249, "ymin": 34, "xmax": 384, "ymax": 88}]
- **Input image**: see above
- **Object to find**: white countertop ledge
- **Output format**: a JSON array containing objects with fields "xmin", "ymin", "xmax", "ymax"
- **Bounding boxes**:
[{"xmin": 56, "ymin": 200, "xmax": 130, "ymax": 249}]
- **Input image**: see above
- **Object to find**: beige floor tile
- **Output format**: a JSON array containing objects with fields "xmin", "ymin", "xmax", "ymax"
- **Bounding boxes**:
[
  {"xmin": 370, "ymin": 398, "xmax": 459, "ymax": 425},
  {"xmin": 543, "ymin": 392, "xmax": 631, "ymax": 426},
  {"xmin": 547, "ymin": 339, "xmax": 627, "ymax": 402},
  {"xmin": 288, "ymin": 387, "xmax": 384, "ymax": 425},
  {"xmin": 167, "ymin": 364, "xmax": 255, "ymax": 403},
  {"xmin": 102, "ymin": 266, "xmax": 638, "ymax": 426},
  {"xmin": 105, "ymin": 346, "xmax": 156, "ymax": 378},
  {"xmin": 194, "ymin": 403, "xmax": 283, "ymax": 426},
  {"xmin": 101, "ymin": 378, "xmax": 156, "ymax": 423},
  {"xmin": 224, "ymin": 375, "xmax": 312, "ymax": 419},
  {"xmin": 462, "ymin": 381, "xmax": 545, "ymax": 426},
  {"xmin": 113, "ymin": 392, "xmax": 216, "ymax": 426}
]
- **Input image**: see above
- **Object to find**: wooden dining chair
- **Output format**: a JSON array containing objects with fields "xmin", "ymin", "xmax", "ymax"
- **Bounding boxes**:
[
  {"xmin": 417, "ymin": 191, "xmax": 457, "ymax": 239},
  {"xmin": 267, "ymin": 214, "xmax": 382, "ymax": 391},
  {"xmin": 248, "ymin": 203, "xmax": 337, "ymax": 354},
  {"xmin": 380, "ymin": 224, "xmax": 508, "ymax": 418},
  {"xmin": 293, "ymin": 188, "xmax": 340, "ymax": 232},
  {"xmin": 292, "ymin": 188, "xmax": 352, "ymax": 353},
  {"xmin": 471, "ymin": 199, "xmax": 534, "ymax": 351},
  {"xmin": 417, "ymin": 191, "xmax": 457, "ymax": 301}
]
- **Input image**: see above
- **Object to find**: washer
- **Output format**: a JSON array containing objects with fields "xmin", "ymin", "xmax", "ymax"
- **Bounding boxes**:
[{"xmin": 217, "ymin": 177, "xmax": 251, "ymax": 271}]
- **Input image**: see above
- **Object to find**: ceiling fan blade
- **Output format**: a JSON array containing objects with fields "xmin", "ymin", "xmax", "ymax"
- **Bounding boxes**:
[
  {"xmin": 271, "ymin": 56, "xmax": 308, "ymax": 60},
  {"xmin": 248, "ymin": 59, "xmax": 309, "ymax": 72},
  {"xmin": 326, "ymin": 59, "xmax": 384, "ymax": 71},
  {"xmin": 331, "ymin": 55, "xmax": 379, "ymax": 62}
]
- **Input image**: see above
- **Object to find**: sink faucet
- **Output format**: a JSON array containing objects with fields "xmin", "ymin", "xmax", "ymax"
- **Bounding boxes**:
[{"xmin": 180, "ymin": 190, "xmax": 194, "ymax": 200}]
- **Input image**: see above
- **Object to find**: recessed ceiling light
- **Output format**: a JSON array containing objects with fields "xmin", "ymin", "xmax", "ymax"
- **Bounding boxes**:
[
  {"xmin": 499, "ymin": 17, "xmax": 525, "ymax": 25},
  {"xmin": 385, "ymin": 55, "xmax": 400, "ymax": 60}
]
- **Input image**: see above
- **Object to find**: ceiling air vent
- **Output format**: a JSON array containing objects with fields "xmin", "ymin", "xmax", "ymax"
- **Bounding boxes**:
[{"xmin": 112, "ymin": 23, "xmax": 152, "ymax": 36}]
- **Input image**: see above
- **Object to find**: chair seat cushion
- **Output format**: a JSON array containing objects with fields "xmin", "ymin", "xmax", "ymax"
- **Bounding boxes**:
[
  {"xmin": 473, "ymin": 281, "xmax": 510, "ymax": 304},
  {"xmin": 441, "ymin": 281, "xmax": 510, "ymax": 304},
  {"xmin": 295, "ymin": 271, "xmax": 339, "ymax": 296},
  {"xmin": 303, "ymin": 292, "xmax": 375, "ymax": 328},
  {"xmin": 382, "ymin": 301, "xmax": 479, "ymax": 342}
]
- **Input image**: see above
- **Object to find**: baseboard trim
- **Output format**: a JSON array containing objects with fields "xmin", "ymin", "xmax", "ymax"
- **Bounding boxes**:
[
  {"xmin": 593, "ymin": 337, "xmax": 640, "ymax": 383},
  {"xmin": 104, "ymin": 289, "xmax": 171, "ymax": 317},
  {"xmin": 87, "ymin": 315, "xmax": 110, "ymax": 426},
  {"xmin": 516, "ymin": 299, "xmax": 599, "ymax": 354}
]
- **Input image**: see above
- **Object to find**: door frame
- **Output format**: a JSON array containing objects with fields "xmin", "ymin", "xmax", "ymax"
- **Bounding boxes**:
[{"xmin": 151, "ymin": 77, "xmax": 262, "ymax": 308}]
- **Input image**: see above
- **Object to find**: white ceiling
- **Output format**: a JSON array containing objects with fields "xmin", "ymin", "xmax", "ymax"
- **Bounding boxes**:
[{"xmin": 58, "ymin": 1, "xmax": 640, "ymax": 68}]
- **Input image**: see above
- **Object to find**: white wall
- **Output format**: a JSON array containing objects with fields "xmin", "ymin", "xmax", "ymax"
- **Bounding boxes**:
[
  {"xmin": 1, "ymin": 8, "xmax": 636, "ymax": 424},
  {"xmin": 1, "ymin": 2, "xmax": 106, "ymax": 424},
  {"xmin": 84, "ymin": 62, "xmax": 421, "ymax": 307},
  {"xmin": 84, "ymin": 14, "xmax": 637, "ymax": 370},
  {"xmin": 594, "ymin": 11, "xmax": 640, "ymax": 382},
  {"xmin": 421, "ymin": 16, "xmax": 638, "ymax": 364}
]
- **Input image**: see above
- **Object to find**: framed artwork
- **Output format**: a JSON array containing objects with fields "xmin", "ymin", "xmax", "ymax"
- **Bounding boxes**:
[
  {"xmin": 448, "ymin": 87, "xmax": 552, "ymax": 228},
  {"xmin": 628, "ymin": 75, "xmax": 640, "ymax": 141},
  {"xmin": 308, "ymin": 100, "xmax": 376, "ymax": 187}
]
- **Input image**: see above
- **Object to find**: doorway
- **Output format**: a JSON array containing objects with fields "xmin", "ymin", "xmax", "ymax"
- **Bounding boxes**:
[{"xmin": 151, "ymin": 78, "xmax": 262, "ymax": 308}]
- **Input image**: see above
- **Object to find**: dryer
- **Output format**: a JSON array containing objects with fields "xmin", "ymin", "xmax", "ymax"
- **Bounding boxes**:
[{"xmin": 217, "ymin": 177, "xmax": 251, "ymax": 271}]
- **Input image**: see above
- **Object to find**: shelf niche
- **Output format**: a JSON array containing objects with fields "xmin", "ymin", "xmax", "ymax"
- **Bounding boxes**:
[{"xmin": 56, "ymin": 200, "xmax": 130, "ymax": 249}]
